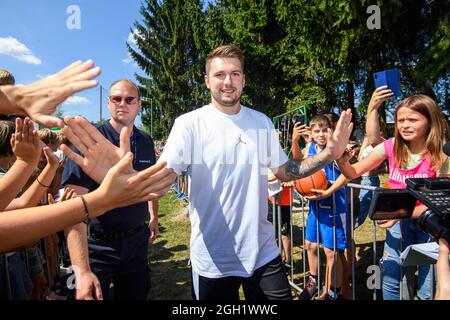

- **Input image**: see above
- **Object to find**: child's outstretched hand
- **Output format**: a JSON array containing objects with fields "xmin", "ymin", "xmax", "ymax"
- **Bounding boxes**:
[
  {"xmin": 47, "ymin": 187, "xmax": 76, "ymax": 204},
  {"xmin": 60, "ymin": 187, "xmax": 76, "ymax": 202},
  {"xmin": 337, "ymin": 147, "xmax": 354, "ymax": 164},
  {"xmin": 43, "ymin": 146, "xmax": 60, "ymax": 169},
  {"xmin": 96, "ymin": 154, "xmax": 175, "ymax": 211},
  {"xmin": 11, "ymin": 117, "xmax": 41, "ymax": 165}
]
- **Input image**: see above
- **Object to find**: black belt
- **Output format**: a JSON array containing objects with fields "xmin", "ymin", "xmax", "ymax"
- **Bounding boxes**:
[{"xmin": 89, "ymin": 224, "xmax": 145, "ymax": 240}]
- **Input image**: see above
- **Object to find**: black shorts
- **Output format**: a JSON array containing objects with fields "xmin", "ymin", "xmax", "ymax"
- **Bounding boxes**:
[
  {"xmin": 267, "ymin": 204, "xmax": 291, "ymax": 236},
  {"xmin": 191, "ymin": 255, "xmax": 291, "ymax": 300}
]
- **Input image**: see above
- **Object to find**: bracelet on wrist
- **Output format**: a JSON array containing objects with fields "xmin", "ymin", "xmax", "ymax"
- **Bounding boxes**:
[
  {"xmin": 76, "ymin": 195, "xmax": 91, "ymax": 224},
  {"xmin": 36, "ymin": 177, "xmax": 50, "ymax": 188}
]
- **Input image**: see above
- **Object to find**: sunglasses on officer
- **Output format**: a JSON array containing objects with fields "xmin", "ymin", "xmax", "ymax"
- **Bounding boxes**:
[{"xmin": 109, "ymin": 95, "xmax": 139, "ymax": 105}]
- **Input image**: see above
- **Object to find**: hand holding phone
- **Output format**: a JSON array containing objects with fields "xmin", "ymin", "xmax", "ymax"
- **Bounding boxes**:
[
  {"xmin": 373, "ymin": 69, "xmax": 400, "ymax": 97},
  {"xmin": 369, "ymin": 86, "xmax": 394, "ymax": 111},
  {"xmin": 292, "ymin": 115, "xmax": 304, "ymax": 126},
  {"xmin": 292, "ymin": 123, "xmax": 310, "ymax": 142}
]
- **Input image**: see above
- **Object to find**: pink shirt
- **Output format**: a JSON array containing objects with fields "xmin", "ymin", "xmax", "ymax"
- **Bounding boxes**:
[{"xmin": 384, "ymin": 138, "xmax": 436, "ymax": 189}]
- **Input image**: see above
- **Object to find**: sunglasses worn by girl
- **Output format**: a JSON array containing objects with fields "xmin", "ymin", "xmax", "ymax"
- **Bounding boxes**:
[{"xmin": 109, "ymin": 95, "xmax": 138, "ymax": 105}]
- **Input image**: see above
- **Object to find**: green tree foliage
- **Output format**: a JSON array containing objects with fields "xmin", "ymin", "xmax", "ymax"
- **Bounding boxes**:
[
  {"xmin": 274, "ymin": 0, "xmax": 449, "ymax": 123},
  {"xmin": 128, "ymin": 0, "xmax": 207, "ymax": 139},
  {"xmin": 129, "ymin": 0, "xmax": 449, "ymax": 139},
  {"xmin": 219, "ymin": 0, "xmax": 291, "ymax": 118}
]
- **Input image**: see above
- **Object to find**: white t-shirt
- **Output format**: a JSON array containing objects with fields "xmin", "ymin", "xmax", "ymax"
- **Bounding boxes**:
[
  {"xmin": 54, "ymin": 149, "xmax": 65, "ymax": 162},
  {"xmin": 160, "ymin": 104, "xmax": 289, "ymax": 278}
]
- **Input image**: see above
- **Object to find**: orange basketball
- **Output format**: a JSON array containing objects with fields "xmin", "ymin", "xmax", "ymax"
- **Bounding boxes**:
[{"xmin": 294, "ymin": 170, "xmax": 328, "ymax": 196}]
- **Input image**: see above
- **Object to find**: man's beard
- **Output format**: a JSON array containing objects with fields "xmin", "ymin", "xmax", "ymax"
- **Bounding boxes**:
[{"xmin": 211, "ymin": 89, "xmax": 241, "ymax": 107}]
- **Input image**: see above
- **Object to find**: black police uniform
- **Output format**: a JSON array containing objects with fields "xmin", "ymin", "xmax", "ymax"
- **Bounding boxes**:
[{"xmin": 62, "ymin": 121, "xmax": 156, "ymax": 299}]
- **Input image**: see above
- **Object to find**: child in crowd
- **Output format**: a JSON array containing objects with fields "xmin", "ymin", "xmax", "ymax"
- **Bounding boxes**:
[
  {"xmin": 297, "ymin": 115, "xmax": 351, "ymax": 300},
  {"xmin": 337, "ymin": 93, "xmax": 449, "ymax": 300}
]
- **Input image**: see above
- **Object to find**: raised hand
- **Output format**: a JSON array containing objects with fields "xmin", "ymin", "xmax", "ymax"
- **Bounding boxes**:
[
  {"xmin": 48, "ymin": 188, "xmax": 76, "ymax": 204},
  {"xmin": 95, "ymin": 154, "xmax": 176, "ymax": 211},
  {"xmin": 60, "ymin": 187, "xmax": 76, "ymax": 202},
  {"xmin": 11, "ymin": 117, "xmax": 42, "ymax": 164},
  {"xmin": 43, "ymin": 146, "xmax": 60, "ymax": 169},
  {"xmin": 324, "ymin": 109, "xmax": 353, "ymax": 160},
  {"xmin": 61, "ymin": 116, "xmax": 130, "ymax": 184},
  {"xmin": 337, "ymin": 148, "xmax": 353, "ymax": 164},
  {"xmin": 11, "ymin": 60, "xmax": 101, "ymax": 128},
  {"xmin": 369, "ymin": 86, "xmax": 394, "ymax": 112}
]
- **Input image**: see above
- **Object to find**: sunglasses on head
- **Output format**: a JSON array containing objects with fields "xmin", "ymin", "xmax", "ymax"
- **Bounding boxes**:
[{"xmin": 109, "ymin": 95, "xmax": 138, "ymax": 105}]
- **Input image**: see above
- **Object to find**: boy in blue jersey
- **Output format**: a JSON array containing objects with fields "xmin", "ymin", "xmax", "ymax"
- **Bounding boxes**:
[{"xmin": 299, "ymin": 115, "xmax": 351, "ymax": 300}]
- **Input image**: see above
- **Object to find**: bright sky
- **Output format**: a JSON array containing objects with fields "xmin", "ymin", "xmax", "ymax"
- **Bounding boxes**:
[{"xmin": 0, "ymin": 0, "xmax": 145, "ymax": 126}]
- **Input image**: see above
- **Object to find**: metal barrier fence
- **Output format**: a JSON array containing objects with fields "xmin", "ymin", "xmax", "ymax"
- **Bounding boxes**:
[{"xmin": 271, "ymin": 181, "xmax": 436, "ymax": 300}]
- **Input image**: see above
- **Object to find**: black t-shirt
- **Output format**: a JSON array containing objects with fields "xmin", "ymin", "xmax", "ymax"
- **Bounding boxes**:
[{"xmin": 62, "ymin": 121, "xmax": 156, "ymax": 232}]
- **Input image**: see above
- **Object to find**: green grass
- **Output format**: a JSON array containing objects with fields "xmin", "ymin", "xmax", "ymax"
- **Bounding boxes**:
[
  {"xmin": 288, "ymin": 202, "xmax": 386, "ymax": 300},
  {"xmin": 148, "ymin": 192, "xmax": 192, "ymax": 299},
  {"xmin": 149, "ymin": 191, "xmax": 387, "ymax": 300}
]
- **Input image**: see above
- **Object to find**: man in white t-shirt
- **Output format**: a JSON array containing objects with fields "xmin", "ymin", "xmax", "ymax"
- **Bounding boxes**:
[
  {"xmin": 56, "ymin": 45, "xmax": 353, "ymax": 300},
  {"xmin": 159, "ymin": 45, "xmax": 354, "ymax": 300}
]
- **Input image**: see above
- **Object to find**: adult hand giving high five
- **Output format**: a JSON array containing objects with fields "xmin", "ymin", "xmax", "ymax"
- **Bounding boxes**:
[{"xmin": 0, "ymin": 60, "xmax": 101, "ymax": 128}]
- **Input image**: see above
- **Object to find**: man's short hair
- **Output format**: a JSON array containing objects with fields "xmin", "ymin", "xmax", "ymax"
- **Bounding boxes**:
[
  {"xmin": 205, "ymin": 45, "xmax": 244, "ymax": 75},
  {"xmin": 310, "ymin": 115, "xmax": 332, "ymax": 129},
  {"xmin": 0, "ymin": 69, "xmax": 15, "ymax": 86},
  {"xmin": 109, "ymin": 79, "xmax": 140, "ymax": 99}
]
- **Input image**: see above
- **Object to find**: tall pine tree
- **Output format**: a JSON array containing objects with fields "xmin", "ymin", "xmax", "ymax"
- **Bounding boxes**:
[{"xmin": 213, "ymin": 0, "xmax": 290, "ymax": 118}]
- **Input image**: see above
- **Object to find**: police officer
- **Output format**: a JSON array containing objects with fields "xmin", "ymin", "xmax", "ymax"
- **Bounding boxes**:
[{"xmin": 62, "ymin": 80, "xmax": 158, "ymax": 300}]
